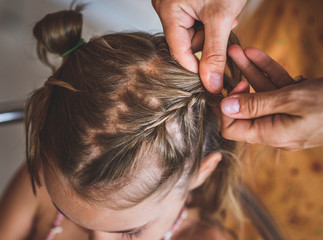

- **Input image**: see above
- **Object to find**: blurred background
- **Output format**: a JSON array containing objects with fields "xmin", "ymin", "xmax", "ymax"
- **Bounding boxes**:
[{"xmin": 1, "ymin": 0, "xmax": 323, "ymax": 239}]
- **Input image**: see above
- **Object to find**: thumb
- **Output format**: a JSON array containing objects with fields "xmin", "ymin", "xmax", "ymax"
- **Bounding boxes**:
[
  {"xmin": 221, "ymin": 88, "xmax": 296, "ymax": 119},
  {"xmin": 199, "ymin": 17, "xmax": 233, "ymax": 93}
]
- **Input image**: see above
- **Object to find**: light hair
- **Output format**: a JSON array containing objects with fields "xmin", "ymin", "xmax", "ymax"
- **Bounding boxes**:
[{"xmin": 26, "ymin": 7, "xmax": 242, "ymax": 223}]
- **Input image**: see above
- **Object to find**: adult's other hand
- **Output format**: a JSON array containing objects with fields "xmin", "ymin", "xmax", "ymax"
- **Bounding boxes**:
[
  {"xmin": 221, "ymin": 46, "xmax": 323, "ymax": 151},
  {"xmin": 152, "ymin": 0, "xmax": 247, "ymax": 93}
]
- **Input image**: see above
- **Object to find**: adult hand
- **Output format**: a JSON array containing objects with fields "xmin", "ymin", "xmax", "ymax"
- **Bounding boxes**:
[
  {"xmin": 152, "ymin": 0, "xmax": 247, "ymax": 93},
  {"xmin": 221, "ymin": 45, "xmax": 323, "ymax": 151}
]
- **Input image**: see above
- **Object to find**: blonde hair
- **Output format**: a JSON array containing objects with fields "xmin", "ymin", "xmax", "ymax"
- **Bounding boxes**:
[{"xmin": 26, "ymin": 7, "xmax": 242, "ymax": 222}]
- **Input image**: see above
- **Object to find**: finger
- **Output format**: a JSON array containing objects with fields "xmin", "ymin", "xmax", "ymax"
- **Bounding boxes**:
[
  {"xmin": 228, "ymin": 45, "xmax": 276, "ymax": 92},
  {"xmin": 221, "ymin": 87, "xmax": 296, "ymax": 118},
  {"xmin": 191, "ymin": 28, "xmax": 205, "ymax": 53},
  {"xmin": 163, "ymin": 23, "xmax": 199, "ymax": 73},
  {"xmin": 213, "ymin": 81, "xmax": 249, "ymax": 117},
  {"xmin": 229, "ymin": 80, "xmax": 250, "ymax": 95},
  {"xmin": 199, "ymin": 17, "xmax": 233, "ymax": 93},
  {"xmin": 219, "ymin": 80, "xmax": 250, "ymax": 129},
  {"xmin": 151, "ymin": 0, "xmax": 159, "ymax": 10},
  {"xmin": 221, "ymin": 84, "xmax": 276, "ymax": 144},
  {"xmin": 244, "ymin": 47, "xmax": 295, "ymax": 88},
  {"xmin": 192, "ymin": 19, "xmax": 238, "ymax": 53},
  {"xmin": 232, "ymin": 19, "xmax": 238, "ymax": 29},
  {"xmin": 219, "ymin": 80, "xmax": 250, "ymax": 117},
  {"xmin": 221, "ymin": 114, "xmax": 292, "ymax": 146}
]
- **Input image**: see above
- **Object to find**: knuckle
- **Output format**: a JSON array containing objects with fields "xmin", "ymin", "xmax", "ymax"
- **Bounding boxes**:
[
  {"xmin": 202, "ymin": 48, "xmax": 227, "ymax": 65},
  {"xmin": 152, "ymin": 0, "xmax": 163, "ymax": 13},
  {"xmin": 151, "ymin": 0, "xmax": 158, "ymax": 9},
  {"xmin": 246, "ymin": 94, "xmax": 260, "ymax": 117},
  {"xmin": 201, "ymin": 6, "xmax": 230, "ymax": 22},
  {"xmin": 276, "ymin": 72, "xmax": 293, "ymax": 87},
  {"xmin": 280, "ymin": 72, "xmax": 292, "ymax": 83},
  {"xmin": 262, "ymin": 57, "xmax": 274, "ymax": 71}
]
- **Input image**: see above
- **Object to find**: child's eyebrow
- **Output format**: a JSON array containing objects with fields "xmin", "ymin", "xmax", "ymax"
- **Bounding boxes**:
[
  {"xmin": 107, "ymin": 222, "xmax": 149, "ymax": 234},
  {"xmin": 52, "ymin": 201, "xmax": 150, "ymax": 234}
]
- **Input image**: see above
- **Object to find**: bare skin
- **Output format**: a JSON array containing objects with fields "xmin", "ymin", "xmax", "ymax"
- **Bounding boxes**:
[
  {"xmin": 0, "ymin": 153, "xmax": 233, "ymax": 240},
  {"xmin": 221, "ymin": 45, "xmax": 323, "ymax": 151},
  {"xmin": 0, "ymin": 165, "xmax": 89, "ymax": 240},
  {"xmin": 152, "ymin": 0, "xmax": 247, "ymax": 93}
]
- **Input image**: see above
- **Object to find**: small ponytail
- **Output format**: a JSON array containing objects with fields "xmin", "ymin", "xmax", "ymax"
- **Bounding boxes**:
[
  {"xmin": 33, "ymin": 7, "xmax": 84, "ymax": 72},
  {"xmin": 26, "ymin": 5, "xmax": 85, "ymax": 192}
]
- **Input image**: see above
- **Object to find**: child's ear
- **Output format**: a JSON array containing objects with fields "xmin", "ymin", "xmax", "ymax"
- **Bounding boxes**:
[{"xmin": 188, "ymin": 152, "xmax": 222, "ymax": 190}]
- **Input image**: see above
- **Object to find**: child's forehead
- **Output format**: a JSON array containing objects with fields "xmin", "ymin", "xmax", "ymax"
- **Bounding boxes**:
[
  {"xmin": 44, "ymin": 143, "xmax": 187, "ymax": 207},
  {"xmin": 45, "ymin": 151, "xmax": 187, "ymax": 215},
  {"xmin": 49, "ymin": 176, "xmax": 186, "ymax": 233},
  {"xmin": 43, "ymin": 107, "xmax": 190, "ymax": 209},
  {"xmin": 97, "ymin": 146, "xmax": 184, "ymax": 208}
]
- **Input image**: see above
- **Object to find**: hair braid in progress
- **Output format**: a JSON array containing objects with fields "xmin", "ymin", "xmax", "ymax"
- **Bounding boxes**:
[{"xmin": 26, "ymin": 8, "xmax": 242, "ymax": 223}]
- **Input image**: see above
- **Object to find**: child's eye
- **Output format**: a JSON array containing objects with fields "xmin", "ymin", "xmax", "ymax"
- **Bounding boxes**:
[{"xmin": 123, "ymin": 229, "xmax": 143, "ymax": 240}]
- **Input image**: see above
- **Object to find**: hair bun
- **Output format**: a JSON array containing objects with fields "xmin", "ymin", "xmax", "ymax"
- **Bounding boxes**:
[{"xmin": 33, "ymin": 9, "xmax": 83, "ymax": 70}]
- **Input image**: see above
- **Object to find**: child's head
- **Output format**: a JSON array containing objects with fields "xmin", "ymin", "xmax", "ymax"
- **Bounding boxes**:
[{"xmin": 26, "ymin": 8, "xmax": 241, "ymax": 240}]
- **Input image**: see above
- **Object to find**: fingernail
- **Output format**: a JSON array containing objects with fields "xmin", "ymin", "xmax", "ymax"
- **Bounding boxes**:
[
  {"xmin": 222, "ymin": 98, "xmax": 240, "ymax": 114},
  {"xmin": 209, "ymin": 73, "xmax": 222, "ymax": 91}
]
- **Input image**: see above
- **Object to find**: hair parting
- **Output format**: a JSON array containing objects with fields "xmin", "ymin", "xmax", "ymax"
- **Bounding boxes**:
[{"xmin": 27, "ymin": 7, "xmax": 243, "ymax": 225}]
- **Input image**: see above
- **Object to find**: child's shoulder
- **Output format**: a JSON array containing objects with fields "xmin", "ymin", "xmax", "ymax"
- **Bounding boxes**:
[{"xmin": 0, "ymin": 164, "xmax": 46, "ymax": 239}]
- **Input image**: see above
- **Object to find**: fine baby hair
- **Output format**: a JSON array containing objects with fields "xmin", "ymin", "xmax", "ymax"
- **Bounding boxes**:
[{"xmin": 26, "ymin": 5, "xmax": 243, "ymax": 239}]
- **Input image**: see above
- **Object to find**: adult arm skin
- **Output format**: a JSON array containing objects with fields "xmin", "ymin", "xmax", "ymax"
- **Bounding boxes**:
[
  {"xmin": 152, "ymin": 0, "xmax": 247, "ymax": 93},
  {"xmin": 220, "ymin": 45, "xmax": 323, "ymax": 151}
]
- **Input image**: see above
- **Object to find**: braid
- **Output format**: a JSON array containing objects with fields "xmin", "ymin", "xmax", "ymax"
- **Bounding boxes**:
[{"xmin": 28, "ymin": 29, "xmax": 242, "ymax": 219}]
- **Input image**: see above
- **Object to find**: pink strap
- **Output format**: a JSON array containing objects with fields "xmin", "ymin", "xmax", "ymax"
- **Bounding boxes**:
[
  {"xmin": 163, "ymin": 207, "xmax": 188, "ymax": 240},
  {"xmin": 45, "ymin": 212, "xmax": 64, "ymax": 240}
]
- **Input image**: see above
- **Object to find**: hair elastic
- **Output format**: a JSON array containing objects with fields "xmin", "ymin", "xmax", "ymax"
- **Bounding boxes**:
[{"xmin": 61, "ymin": 38, "xmax": 86, "ymax": 57}]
